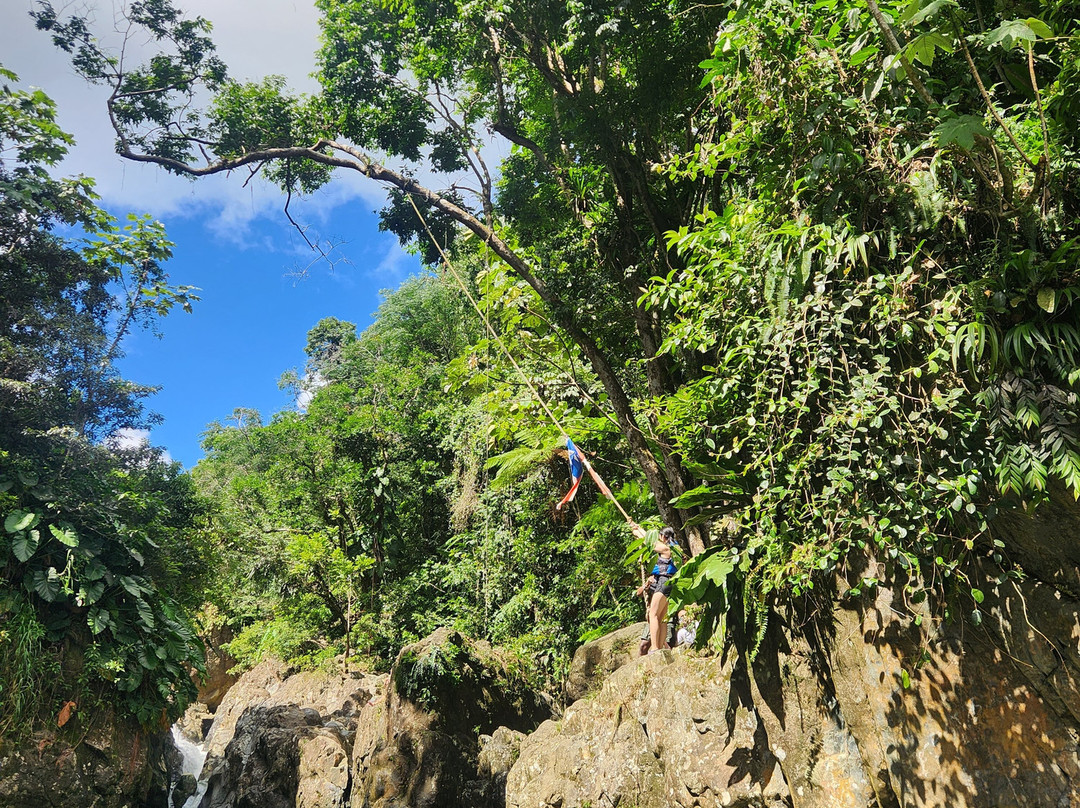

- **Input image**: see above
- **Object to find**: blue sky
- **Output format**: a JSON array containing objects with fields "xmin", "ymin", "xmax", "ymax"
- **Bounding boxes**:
[
  {"xmin": 2, "ymin": 0, "xmax": 434, "ymax": 468},
  {"xmin": 115, "ymin": 205, "xmax": 421, "ymax": 468}
]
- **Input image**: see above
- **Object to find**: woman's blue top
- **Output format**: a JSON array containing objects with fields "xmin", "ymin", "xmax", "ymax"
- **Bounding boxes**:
[{"xmin": 651, "ymin": 542, "xmax": 679, "ymax": 577}]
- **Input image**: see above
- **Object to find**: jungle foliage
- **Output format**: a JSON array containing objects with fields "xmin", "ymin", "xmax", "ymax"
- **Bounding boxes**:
[
  {"xmin": 27, "ymin": 0, "xmax": 1080, "ymax": 687},
  {"xmin": 0, "ymin": 68, "xmax": 205, "ymax": 734}
]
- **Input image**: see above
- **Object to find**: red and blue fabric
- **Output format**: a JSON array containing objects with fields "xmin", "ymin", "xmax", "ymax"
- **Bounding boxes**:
[{"xmin": 555, "ymin": 438, "xmax": 585, "ymax": 511}]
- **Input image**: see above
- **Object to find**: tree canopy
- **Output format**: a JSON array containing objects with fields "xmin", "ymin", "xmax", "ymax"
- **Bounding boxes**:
[{"xmin": 28, "ymin": 0, "xmax": 1080, "ymax": 677}]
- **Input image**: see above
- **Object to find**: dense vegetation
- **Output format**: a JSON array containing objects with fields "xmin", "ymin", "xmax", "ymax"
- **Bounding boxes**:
[
  {"xmin": 13, "ymin": 0, "xmax": 1080, "ymax": 723},
  {"xmin": 0, "ymin": 68, "xmax": 205, "ymax": 734}
]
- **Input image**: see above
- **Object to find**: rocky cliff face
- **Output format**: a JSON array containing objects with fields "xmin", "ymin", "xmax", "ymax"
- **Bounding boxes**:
[
  {"xmin": 506, "ymin": 568, "xmax": 1080, "ymax": 808},
  {"xmin": 0, "ymin": 709, "xmax": 173, "ymax": 808}
]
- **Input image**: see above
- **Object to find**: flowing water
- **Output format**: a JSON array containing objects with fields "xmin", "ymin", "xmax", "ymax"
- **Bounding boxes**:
[{"xmin": 169, "ymin": 724, "xmax": 210, "ymax": 808}]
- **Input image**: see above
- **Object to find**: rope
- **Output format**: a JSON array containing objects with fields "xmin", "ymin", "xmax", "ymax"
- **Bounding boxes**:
[{"xmin": 405, "ymin": 194, "xmax": 634, "ymax": 526}]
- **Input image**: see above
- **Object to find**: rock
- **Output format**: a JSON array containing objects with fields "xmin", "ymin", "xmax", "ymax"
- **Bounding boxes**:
[
  {"xmin": 297, "ymin": 732, "xmax": 351, "ymax": 808},
  {"xmin": 196, "ymin": 659, "xmax": 384, "ymax": 808},
  {"xmin": 174, "ymin": 773, "xmax": 198, "ymax": 808},
  {"xmin": 564, "ymin": 622, "xmax": 647, "ymax": 701},
  {"xmin": 177, "ymin": 702, "xmax": 215, "ymax": 743},
  {"xmin": 0, "ymin": 716, "xmax": 173, "ymax": 808},
  {"xmin": 198, "ymin": 623, "xmax": 240, "ymax": 713},
  {"xmin": 477, "ymin": 727, "xmax": 526, "ymax": 797},
  {"xmin": 350, "ymin": 628, "xmax": 552, "ymax": 808},
  {"xmin": 507, "ymin": 650, "xmax": 789, "ymax": 808},
  {"xmin": 508, "ymin": 572, "xmax": 1080, "ymax": 808}
]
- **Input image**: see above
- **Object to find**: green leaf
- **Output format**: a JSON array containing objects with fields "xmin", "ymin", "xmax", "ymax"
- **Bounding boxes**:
[
  {"xmin": 850, "ymin": 45, "xmax": 879, "ymax": 66},
  {"xmin": 1037, "ymin": 288, "xmax": 1056, "ymax": 313},
  {"xmin": 135, "ymin": 598, "xmax": 156, "ymax": 630},
  {"xmin": 120, "ymin": 576, "xmax": 144, "ymax": 597},
  {"xmin": 31, "ymin": 568, "xmax": 62, "ymax": 602},
  {"xmin": 971, "ymin": 588, "xmax": 984, "ymax": 603},
  {"xmin": 906, "ymin": 32, "xmax": 953, "ymax": 67},
  {"xmin": 934, "ymin": 114, "xmax": 990, "ymax": 150},
  {"xmin": 901, "ymin": 669, "xmax": 911, "ymax": 689},
  {"xmin": 1025, "ymin": 18, "xmax": 1053, "ymax": 39},
  {"xmin": 49, "ymin": 523, "xmax": 79, "ymax": 547},
  {"xmin": 87, "ymin": 606, "xmax": 112, "ymax": 635},
  {"xmin": 12, "ymin": 529, "xmax": 41, "ymax": 561},
  {"xmin": 77, "ymin": 580, "xmax": 105, "ymax": 606},
  {"xmin": 5, "ymin": 511, "xmax": 36, "ymax": 533},
  {"xmin": 83, "ymin": 557, "xmax": 107, "ymax": 581},
  {"xmin": 984, "ymin": 19, "xmax": 1039, "ymax": 49},
  {"xmin": 902, "ymin": 0, "xmax": 958, "ymax": 27}
]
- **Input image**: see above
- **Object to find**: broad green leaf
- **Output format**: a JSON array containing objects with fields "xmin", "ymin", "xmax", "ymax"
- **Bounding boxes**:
[
  {"xmin": 850, "ymin": 45, "xmax": 879, "ymax": 67},
  {"xmin": 902, "ymin": 0, "xmax": 958, "ymax": 27},
  {"xmin": 934, "ymin": 115, "xmax": 990, "ymax": 150},
  {"xmin": 135, "ymin": 597, "xmax": 156, "ymax": 630},
  {"xmin": 77, "ymin": 580, "xmax": 105, "ymax": 606},
  {"xmin": 120, "ymin": 576, "xmax": 144, "ymax": 597},
  {"xmin": 49, "ymin": 523, "xmax": 79, "ymax": 547},
  {"xmin": 906, "ymin": 32, "xmax": 953, "ymax": 66},
  {"xmin": 83, "ymin": 557, "xmax": 107, "ymax": 581},
  {"xmin": 31, "ymin": 568, "xmax": 62, "ymax": 602},
  {"xmin": 984, "ymin": 19, "xmax": 1039, "ymax": 49},
  {"xmin": 1037, "ymin": 288, "xmax": 1056, "ymax": 313},
  {"xmin": 12, "ymin": 529, "xmax": 40, "ymax": 561},
  {"xmin": 5, "ymin": 511, "xmax": 35, "ymax": 533},
  {"xmin": 87, "ymin": 606, "xmax": 112, "ymax": 635},
  {"xmin": 1025, "ymin": 18, "xmax": 1053, "ymax": 39}
]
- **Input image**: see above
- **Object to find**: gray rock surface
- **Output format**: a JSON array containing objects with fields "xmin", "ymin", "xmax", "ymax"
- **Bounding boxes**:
[
  {"xmin": 564, "ymin": 621, "xmax": 646, "ymax": 701},
  {"xmin": 196, "ymin": 659, "xmax": 383, "ymax": 808}
]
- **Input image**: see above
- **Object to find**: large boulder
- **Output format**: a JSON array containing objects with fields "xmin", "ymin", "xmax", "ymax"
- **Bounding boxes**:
[
  {"xmin": 508, "ymin": 650, "xmax": 789, "ymax": 808},
  {"xmin": 350, "ymin": 628, "xmax": 551, "ymax": 808},
  {"xmin": 196, "ymin": 659, "xmax": 383, "ymax": 808},
  {"xmin": 508, "ymin": 571, "xmax": 1080, "ymax": 808},
  {"xmin": 564, "ymin": 622, "xmax": 646, "ymax": 701}
]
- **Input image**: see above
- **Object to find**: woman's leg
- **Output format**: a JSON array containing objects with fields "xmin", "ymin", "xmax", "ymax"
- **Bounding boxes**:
[{"xmin": 649, "ymin": 591, "xmax": 670, "ymax": 650}]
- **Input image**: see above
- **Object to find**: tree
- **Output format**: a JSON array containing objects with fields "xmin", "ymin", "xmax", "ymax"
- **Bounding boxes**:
[
  {"xmin": 34, "ymin": 0, "xmax": 731, "ymax": 552},
  {"xmin": 0, "ymin": 66, "xmax": 204, "ymax": 731}
]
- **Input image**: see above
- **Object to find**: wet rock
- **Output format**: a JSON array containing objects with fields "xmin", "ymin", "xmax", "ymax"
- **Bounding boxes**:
[
  {"xmin": 196, "ymin": 659, "xmax": 383, "ymax": 808},
  {"xmin": 173, "ymin": 773, "xmax": 198, "ymax": 808}
]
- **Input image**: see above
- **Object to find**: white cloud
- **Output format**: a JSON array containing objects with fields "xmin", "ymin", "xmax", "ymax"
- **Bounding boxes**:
[
  {"xmin": 1, "ymin": 0, "xmax": 508, "ymax": 243},
  {"xmin": 0, "ymin": 0, "xmax": 336, "ymax": 225},
  {"xmin": 107, "ymin": 427, "xmax": 175, "ymax": 463}
]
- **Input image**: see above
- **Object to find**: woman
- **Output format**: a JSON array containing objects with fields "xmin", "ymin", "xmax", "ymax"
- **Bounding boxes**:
[{"xmin": 633, "ymin": 525, "xmax": 679, "ymax": 653}]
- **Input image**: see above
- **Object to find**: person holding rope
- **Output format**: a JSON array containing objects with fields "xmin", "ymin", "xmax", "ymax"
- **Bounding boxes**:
[{"xmin": 633, "ymin": 524, "xmax": 679, "ymax": 653}]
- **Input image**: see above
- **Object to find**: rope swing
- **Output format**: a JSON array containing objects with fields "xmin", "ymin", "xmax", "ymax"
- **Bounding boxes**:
[{"xmin": 405, "ymin": 194, "xmax": 635, "ymax": 527}]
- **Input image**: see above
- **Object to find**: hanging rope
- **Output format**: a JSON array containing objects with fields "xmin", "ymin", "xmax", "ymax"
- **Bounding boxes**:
[{"xmin": 405, "ymin": 194, "xmax": 635, "ymax": 526}]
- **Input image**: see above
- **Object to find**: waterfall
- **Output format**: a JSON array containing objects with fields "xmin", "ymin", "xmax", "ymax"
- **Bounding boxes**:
[{"xmin": 169, "ymin": 724, "xmax": 210, "ymax": 808}]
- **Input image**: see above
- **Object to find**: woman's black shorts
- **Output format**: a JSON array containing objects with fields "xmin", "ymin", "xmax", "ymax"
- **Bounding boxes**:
[{"xmin": 649, "ymin": 574, "xmax": 673, "ymax": 597}]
